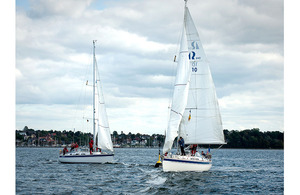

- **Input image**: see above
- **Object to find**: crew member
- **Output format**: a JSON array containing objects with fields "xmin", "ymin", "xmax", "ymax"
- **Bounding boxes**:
[
  {"xmin": 89, "ymin": 139, "xmax": 94, "ymax": 154},
  {"xmin": 63, "ymin": 146, "xmax": 68, "ymax": 155},
  {"xmin": 178, "ymin": 137, "xmax": 186, "ymax": 156}
]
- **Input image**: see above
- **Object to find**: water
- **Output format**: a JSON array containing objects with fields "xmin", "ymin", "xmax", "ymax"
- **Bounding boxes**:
[{"xmin": 16, "ymin": 148, "xmax": 283, "ymax": 194}]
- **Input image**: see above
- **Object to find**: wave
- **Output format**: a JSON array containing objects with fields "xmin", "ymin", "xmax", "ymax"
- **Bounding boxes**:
[
  {"xmin": 146, "ymin": 176, "xmax": 167, "ymax": 185},
  {"xmin": 112, "ymin": 161, "xmax": 161, "ymax": 169}
]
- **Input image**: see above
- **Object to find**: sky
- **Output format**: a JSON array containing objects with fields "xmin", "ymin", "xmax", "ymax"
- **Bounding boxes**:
[{"xmin": 14, "ymin": 0, "xmax": 284, "ymax": 135}]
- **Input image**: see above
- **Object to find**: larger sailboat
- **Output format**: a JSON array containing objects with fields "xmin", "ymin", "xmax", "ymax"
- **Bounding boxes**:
[
  {"xmin": 59, "ymin": 40, "xmax": 114, "ymax": 163},
  {"xmin": 162, "ymin": 0, "xmax": 226, "ymax": 172}
]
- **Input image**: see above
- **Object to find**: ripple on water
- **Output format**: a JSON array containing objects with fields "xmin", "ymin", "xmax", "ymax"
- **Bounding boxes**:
[{"xmin": 15, "ymin": 148, "xmax": 283, "ymax": 194}]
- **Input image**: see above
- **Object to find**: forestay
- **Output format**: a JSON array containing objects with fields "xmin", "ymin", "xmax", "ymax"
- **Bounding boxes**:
[{"xmin": 163, "ymin": 23, "xmax": 191, "ymax": 154}]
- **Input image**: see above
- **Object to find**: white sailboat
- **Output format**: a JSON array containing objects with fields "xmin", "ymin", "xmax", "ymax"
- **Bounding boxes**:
[
  {"xmin": 162, "ymin": 0, "xmax": 226, "ymax": 172},
  {"xmin": 59, "ymin": 40, "xmax": 114, "ymax": 163}
]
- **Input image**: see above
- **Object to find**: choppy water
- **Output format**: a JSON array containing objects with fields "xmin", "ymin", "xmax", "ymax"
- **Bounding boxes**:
[{"xmin": 16, "ymin": 148, "xmax": 283, "ymax": 194}]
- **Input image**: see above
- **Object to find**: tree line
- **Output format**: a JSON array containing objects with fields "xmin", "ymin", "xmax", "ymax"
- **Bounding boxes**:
[
  {"xmin": 222, "ymin": 128, "xmax": 283, "ymax": 149},
  {"xmin": 16, "ymin": 126, "xmax": 283, "ymax": 149}
]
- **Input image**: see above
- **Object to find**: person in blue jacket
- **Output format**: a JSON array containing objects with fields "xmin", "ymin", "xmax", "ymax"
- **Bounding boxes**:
[{"xmin": 178, "ymin": 137, "xmax": 186, "ymax": 156}]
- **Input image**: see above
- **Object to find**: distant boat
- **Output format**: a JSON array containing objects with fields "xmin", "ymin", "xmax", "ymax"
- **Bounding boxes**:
[
  {"xmin": 162, "ymin": 0, "xmax": 226, "ymax": 172},
  {"xmin": 113, "ymin": 144, "xmax": 121, "ymax": 148},
  {"xmin": 58, "ymin": 40, "xmax": 114, "ymax": 163}
]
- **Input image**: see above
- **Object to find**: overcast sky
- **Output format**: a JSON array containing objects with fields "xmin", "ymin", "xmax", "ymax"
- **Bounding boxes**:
[{"xmin": 15, "ymin": 0, "xmax": 284, "ymax": 135}]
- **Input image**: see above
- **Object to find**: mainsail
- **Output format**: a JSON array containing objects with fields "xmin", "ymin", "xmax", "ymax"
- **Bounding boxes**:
[{"xmin": 163, "ymin": 4, "xmax": 225, "ymax": 154}]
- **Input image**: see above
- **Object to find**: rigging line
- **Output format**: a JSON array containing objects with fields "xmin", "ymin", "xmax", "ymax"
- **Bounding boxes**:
[
  {"xmin": 82, "ymin": 44, "xmax": 95, "ymax": 134},
  {"xmin": 167, "ymin": 6, "xmax": 185, "ymax": 104},
  {"xmin": 189, "ymin": 87, "xmax": 210, "ymax": 90},
  {"xmin": 210, "ymin": 144, "xmax": 224, "ymax": 155},
  {"xmin": 180, "ymin": 50, "xmax": 189, "ymax": 54},
  {"xmin": 171, "ymin": 109, "xmax": 183, "ymax": 117},
  {"xmin": 99, "ymin": 124, "xmax": 110, "ymax": 129},
  {"xmin": 71, "ymin": 51, "xmax": 93, "ymax": 133},
  {"xmin": 174, "ymin": 83, "xmax": 187, "ymax": 86}
]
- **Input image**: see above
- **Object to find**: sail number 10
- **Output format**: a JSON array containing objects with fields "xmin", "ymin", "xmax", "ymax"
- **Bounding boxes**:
[{"xmin": 191, "ymin": 61, "xmax": 197, "ymax": 72}]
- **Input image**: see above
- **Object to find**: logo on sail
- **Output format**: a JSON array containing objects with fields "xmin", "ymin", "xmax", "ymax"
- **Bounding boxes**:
[
  {"xmin": 191, "ymin": 41, "xmax": 199, "ymax": 49},
  {"xmin": 189, "ymin": 41, "xmax": 201, "ymax": 61},
  {"xmin": 189, "ymin": 51, "xmax": 196, "ymax": 60}
]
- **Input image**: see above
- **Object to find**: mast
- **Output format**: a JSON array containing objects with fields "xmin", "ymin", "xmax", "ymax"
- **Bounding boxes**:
[{"xmin": 93, "ymin": 40, "xmax": 97, "ymax": 151}]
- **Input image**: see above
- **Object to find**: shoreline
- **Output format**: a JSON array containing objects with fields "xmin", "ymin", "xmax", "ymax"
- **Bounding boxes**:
[{"xmin": 15, "ymin": 146, "xmax": 284, "ymax": 150}]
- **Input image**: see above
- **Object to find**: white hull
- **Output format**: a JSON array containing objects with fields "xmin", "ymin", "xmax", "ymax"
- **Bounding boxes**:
[
  {"xmin": 162, "ymin": 155, "xmax": 212, "ymax": 172},
  {"xmin": 58, "ymin": 151, "xmax": 114, "ymax": 164}
]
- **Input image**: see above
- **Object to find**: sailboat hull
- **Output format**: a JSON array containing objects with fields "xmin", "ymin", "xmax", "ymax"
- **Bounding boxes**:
[
  {"xmin": 58, "ymin": 152, "xmax": 114, "ymax": 164},
  {"xmin": 162, "ymin": 155, "xmax": 212, "ymax": 172}
]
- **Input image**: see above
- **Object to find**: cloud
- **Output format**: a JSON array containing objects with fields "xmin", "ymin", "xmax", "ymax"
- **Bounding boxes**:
[
  {"xmin": 16, "ymin": 0, "xmax": 283, "ymax": 133},
  {"xmin": 188, "ymin": 0, "xmax": 283, "ymax": 46},
  {"xmin": 28, "ymin": 0, "xmax": 93, "ymax": 18},
  {"xmin": 219, "ymin": 79, "xmax": 283, "ymax": 131}
]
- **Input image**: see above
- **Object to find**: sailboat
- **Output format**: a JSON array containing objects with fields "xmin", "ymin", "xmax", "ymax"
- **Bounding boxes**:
[
  {"xmin": 162, "ymin": 0, "xmax": 226, "ymax": 172},
  {"xmin": 59, "ymin": 40, "xmax": 114, "ymax": 163}
]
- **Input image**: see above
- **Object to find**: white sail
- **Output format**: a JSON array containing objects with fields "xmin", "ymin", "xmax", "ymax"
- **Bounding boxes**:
[
  {"xmin": 163, "ymin": 5, "xmax": 225, "ymax": 153},
  {"xmin": 163, "ymin": 20, "xmax": 191, "ymax": 154},
  {"xmin": 181, "ymin": 7, "xmax": 225, "ymax": 144},
  {"xmin": 95, "ymin": 61, "xmax": 114, "ymax": 152}
]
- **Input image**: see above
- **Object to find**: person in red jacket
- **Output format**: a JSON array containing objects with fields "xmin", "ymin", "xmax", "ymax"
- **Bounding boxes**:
[
  {"xmin": 191, "ymin": 144, "xmax": 197, "ymax": 156},
  {"xmin": 63, "ymin": 146, "xmax": 68, "ymax": 155},
  {"xmin": 74, "ymin": 142, "xmax": 79, "ymax": 151},
  {"xmin": 74, "ymin": 142, "xmax": 79, "ymax": 148},
  {"xmin": 89, "ymin": 139, "xmax": 94, "ymax": 154}
]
